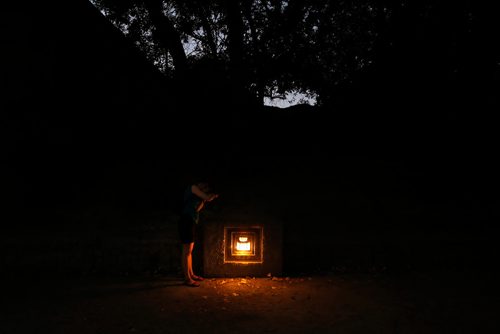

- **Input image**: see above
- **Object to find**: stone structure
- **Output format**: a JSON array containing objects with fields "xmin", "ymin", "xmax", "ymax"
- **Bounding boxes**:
[{"xmin": 203, "ymin": 214, "xmax": 283, "ymax": 278}]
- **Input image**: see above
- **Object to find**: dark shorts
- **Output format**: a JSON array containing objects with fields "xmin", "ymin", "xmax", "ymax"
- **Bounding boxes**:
[{"xmin": 178, "ymin": 214, "xmax": 196, "ymax": 244}]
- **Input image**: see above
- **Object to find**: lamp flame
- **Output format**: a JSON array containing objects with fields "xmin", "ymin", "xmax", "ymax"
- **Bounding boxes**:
[{"xmin": 236, "ymin": 236, "xmax": 251, "ymax": 251}]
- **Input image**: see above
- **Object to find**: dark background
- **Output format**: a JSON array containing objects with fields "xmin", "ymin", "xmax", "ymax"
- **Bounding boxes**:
[{"xmin": 1, "ymin": 0, "xmax": 499, "ymax": 278}]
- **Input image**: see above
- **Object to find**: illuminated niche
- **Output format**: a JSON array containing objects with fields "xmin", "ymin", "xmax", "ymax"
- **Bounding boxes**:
[{"xmin": 224, "ymin": 226, "xmax": 263, "ymax": 264}]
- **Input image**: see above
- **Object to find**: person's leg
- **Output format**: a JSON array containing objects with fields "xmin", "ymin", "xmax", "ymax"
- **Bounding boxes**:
[
  {"xmin": 186, "ymin": 243, "xmax": 204, "ymax": 281},
  {"xmin": 179, "ymin": 216, "xmax": 199, "ymax": 286},
  {"xmin": 187, "ymin": 242, "xmax": 194, "ymax": 279},
  {"xmin": 188, "ymin": 242, "xmax": 204, "ymax": 281},
  {"xmin": 182, "ymin": 242, "xmax": 197, "ymax": 284}
]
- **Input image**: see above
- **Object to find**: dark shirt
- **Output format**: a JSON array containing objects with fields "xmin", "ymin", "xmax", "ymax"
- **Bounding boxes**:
[{"xmin": 182, "ymin": 186, "xmax": 202, "ymax": 224}]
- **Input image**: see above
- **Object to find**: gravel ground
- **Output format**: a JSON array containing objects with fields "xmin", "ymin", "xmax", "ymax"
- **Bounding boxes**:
[{"xmin": 2, "ymin": 272, "xmax": 498, "ymax": 334}]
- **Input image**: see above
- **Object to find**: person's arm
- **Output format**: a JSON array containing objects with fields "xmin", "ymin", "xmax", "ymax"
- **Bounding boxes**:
[
  {"xmin": 192, "ymin": 184, "xmax": 218, "ymax": 212},
  {"xmin": 191, "ymin": 185, "xmax": 219, "ymax": 202}
]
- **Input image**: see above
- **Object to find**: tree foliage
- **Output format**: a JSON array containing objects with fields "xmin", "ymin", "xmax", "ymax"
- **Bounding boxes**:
[{"xmin": 89, "ymin": 0, "xmax": 482, "ymax": 108}]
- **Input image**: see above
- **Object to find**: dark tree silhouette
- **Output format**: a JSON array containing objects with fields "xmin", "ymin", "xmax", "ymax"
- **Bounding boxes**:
[
  {"xmin": 143, "ymin": 0, "xmax": 187, "ymax": 77},
  {"xmin": 89, "ymin": 0, "xmax": 496, "ymax": 112},
  {"xmin": 90, "ymin": 0, "xmax": 380, "ymax": 107}
]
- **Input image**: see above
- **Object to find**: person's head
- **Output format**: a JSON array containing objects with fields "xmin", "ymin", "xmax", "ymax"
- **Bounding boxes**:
[
  {"xmin": 192, "ymin": 176, "xmax": 211, "ymax": 192},
  {"xmin": 196, "ymin": 181, "xmax": 210, "ymax": 193}
]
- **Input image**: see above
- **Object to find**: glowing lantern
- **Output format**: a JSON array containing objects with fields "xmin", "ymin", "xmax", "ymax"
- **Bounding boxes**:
[
  {"xmin": 204, "ymin": 222, "xmax": 283, "ymax": 277},
  {"xmin": 224, "ymin": 227, "xmax": 263, "ymax": 264},
  {"xmin": 236, "ymin": 236, "xmax": 251, "ymax": 252}
]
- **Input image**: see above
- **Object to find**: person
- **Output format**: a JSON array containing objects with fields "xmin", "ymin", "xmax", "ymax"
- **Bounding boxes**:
[{"xmin": 179, "ymin": 181, "xmax": 218, "ymax": 287}]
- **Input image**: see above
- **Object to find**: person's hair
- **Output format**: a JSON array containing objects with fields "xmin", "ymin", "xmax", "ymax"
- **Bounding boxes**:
[
  {"xmin": 193, "ymin": 176, "xmax": 217, "ymax": 193},
  {"xmin": 192, "ymin": 178, "xmax": 208, "ymax": 185}
]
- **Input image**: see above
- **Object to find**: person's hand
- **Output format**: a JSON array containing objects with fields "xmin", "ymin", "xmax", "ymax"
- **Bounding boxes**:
[{"xmin": 209, "ymin": 193, "xmax": 219, "ymax": 201}]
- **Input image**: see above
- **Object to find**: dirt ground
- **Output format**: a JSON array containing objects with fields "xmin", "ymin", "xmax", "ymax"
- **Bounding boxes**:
[{"xmin": 2, "ymin": 271, "xmax": 498, "ymax": 334}]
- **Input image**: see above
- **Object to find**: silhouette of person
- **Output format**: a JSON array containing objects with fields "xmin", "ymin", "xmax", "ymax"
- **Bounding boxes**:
[{"xmin": 179, "ymin": 180, "xmax": 218, "ymax": 287}]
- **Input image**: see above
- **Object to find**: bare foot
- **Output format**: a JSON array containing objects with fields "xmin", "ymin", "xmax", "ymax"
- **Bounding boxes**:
[
  {"xmin": 192, "ymin": 275, "xmax": 204, "ymax": 281},
  {"xmin": 184, "ymin": 280, "xmax": 200, "ymax": 287}
]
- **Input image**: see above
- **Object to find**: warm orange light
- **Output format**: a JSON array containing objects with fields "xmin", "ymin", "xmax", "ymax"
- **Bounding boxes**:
[
  {"xmin": 224, "ymin": 228, "xmax": 263, "ymax": 264},
  {"xmin": 236, "ymin": 238, "xmax": 251, "ymax": 251}
]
